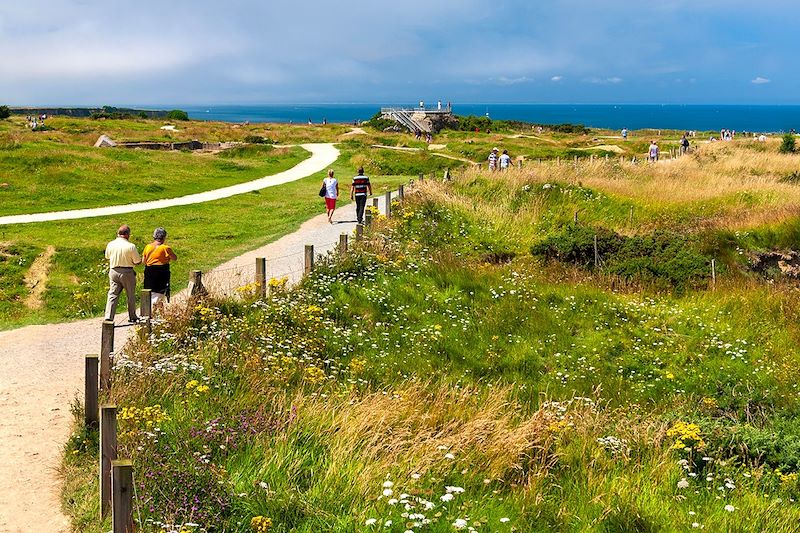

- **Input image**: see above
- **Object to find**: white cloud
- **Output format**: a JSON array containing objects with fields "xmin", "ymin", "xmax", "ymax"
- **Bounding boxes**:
[
  {"xmin": 585, "ymin": 76, "xmax": 623, "ymax": 84},
  {"xmin": 751, "ymin": 76, "xmax": 771, "ymax": 84},
  {"xmin": 551, "ymin": 76, "xmax": 563, "ymax": 82}
]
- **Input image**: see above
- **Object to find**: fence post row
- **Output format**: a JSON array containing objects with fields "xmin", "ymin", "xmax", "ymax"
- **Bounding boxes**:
[
  {"xmin": 100, "ymin": 405, "xmax": 118, "ymax": 518},
  {"xmin": 304, "ymin": 245, "xmax": 314, "ymax": 275},
  {"xmin": 255, "ymin": 257, "xmax": 267, "ymax": 298},
  {"xmin": 339, "ymin": 233, "xmax": 348, "ymax": 255},
  {"xmin": 84, "ymin": 355, "xmax": 99, "ymax": 428},
  {"xmin": 111, "ymin": 459, "xmax": 134, "ymax": 533},
  {"xmin": 100, "ymin": 320, "xmax": 114, "ymax": 392},
  {"xmin": 140, "ymin": 289, "xmax": 152, "ymax": 318}
]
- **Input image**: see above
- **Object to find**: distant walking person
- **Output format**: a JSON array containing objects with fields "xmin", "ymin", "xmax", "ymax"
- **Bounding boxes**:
[
  {"xmin": 104, "ymin": 224, "xmax": 142, "ymax": 323},
  {"xmin": 142, "ymin": 227, "xmax": 177, "ymax": 312},
  {"xmin": 351, "ymin": 167, "xmax": 372, "ymax": 225},
  {"xmin": 622, "ymin": 128, "xmax": 628, "ymax": 141},
  {"xmin": 680, "ymin": 135, "xmax": 690, "ymax": 155},
  {"xmin": 322, "ymin": 169, "xmax": 339, "ymax": 224},
  {"xmin": 499, "ymin": 149, "xmax": 512, "ymax": 170},
  {"xmin": 488, "ymin": 148, "xmax": 499, "ymax": 171},
  {"xmin": 648, "ymin": 141, "xmax": 659, "ymax": 162}
]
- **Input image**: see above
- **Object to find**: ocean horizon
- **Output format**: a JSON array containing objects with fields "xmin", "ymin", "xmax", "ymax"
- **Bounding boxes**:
[{"xmin": 178, "ymin": 103, "xmax": 800, "ymax": 133}]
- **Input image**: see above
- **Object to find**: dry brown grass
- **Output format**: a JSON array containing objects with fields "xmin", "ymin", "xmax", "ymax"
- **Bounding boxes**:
[{"xmin": 423, "ymin": 141, "xmax": 800, "ymax": 233}]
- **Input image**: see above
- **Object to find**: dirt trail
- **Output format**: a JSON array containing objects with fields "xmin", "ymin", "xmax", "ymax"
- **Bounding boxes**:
[
  {"xmin": 23, "ymin": 245, "xmax": 55, "ymax": 309},
  {"xmin": 0, "ymin": 193, "xmax": 394, "ymax": 533}
]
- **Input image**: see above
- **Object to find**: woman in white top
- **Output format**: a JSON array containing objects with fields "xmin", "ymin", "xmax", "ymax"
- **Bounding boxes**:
[{"xmin": 322, "ymin": 169, "xmax": 339, "ymax": 224}]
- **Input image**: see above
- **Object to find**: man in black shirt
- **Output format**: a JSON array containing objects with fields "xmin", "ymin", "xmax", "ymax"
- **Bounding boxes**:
[{"xmin": 350, "ymin": 167, "xmax": 372, "ymax": 224}]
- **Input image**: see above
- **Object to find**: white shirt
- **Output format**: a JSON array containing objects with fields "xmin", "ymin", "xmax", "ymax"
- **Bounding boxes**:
[
  {"xmin": 105, "ymin": 237, "xmax": 141, "ymax": 268},
  {"xmin": 499, "ymin": 154, "xmax": 511, "ymax": 168},
  {"xmin": 324, "ymin": 177, "xmax": 338, "ymax": 199}
]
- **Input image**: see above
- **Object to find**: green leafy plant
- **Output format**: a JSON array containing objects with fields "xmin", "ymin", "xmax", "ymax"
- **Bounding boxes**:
[{"xmin": 779, "ymin": 134, "xmax": 796, "ymax": 154}]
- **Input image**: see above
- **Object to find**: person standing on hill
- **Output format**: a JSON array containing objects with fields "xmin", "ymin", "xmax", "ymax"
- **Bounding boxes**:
[
  {"xmin": 488, "ymin": 148, "xmax": 499, "ymax": 171},
  {"xmin": 622, "ymin": 128, "xmax": 628, "ymax": 140},
  {"xmin": 499, "ymin": 149, "xmax": 512, "ymax": 170},
  {"xmin": 104, "ymin": 224, "xmax": 142, "ymax": 323},
  {"xmin": 350, "ymin": 167, "xmax": 372, "ymax": 225},
  {"xmin": 322, "ymin": 169, "xmax": 339, "ymax": 224},
  {"xmin": 142, "ymin": 227, "xmax": 177, "ymax": 311},
  {"xmin": 648, "ymin": 141, "xmax": 659, "ymax": 162}
]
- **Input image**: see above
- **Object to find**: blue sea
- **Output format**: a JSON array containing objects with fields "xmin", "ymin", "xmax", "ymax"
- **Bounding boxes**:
[{"xmin": 180, "ymin": 104, "xmax": 800, "ymax": 133}]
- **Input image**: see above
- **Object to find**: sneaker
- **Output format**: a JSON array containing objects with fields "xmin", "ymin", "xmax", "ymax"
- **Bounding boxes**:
[{"xmin": 128, "ymin": 317, "xmax": 142, "ymax": 324}]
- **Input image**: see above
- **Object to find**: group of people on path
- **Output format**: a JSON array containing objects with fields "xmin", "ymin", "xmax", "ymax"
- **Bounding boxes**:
[
  {"xmin": 488, "ymin": 147, "xmax": 513, "ymax": 171},
  {"xmin": 104, "ymin": 225, "xmax": 177, "ymax": 323},
  {"xmin": 320, "ymin": 167, "xmax": 373, "ymax": 225}
]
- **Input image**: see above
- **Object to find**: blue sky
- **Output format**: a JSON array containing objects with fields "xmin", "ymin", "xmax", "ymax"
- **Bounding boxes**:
[{"xmin": 0, "ymin": 0, "xmax": 797, "ymax": 105}]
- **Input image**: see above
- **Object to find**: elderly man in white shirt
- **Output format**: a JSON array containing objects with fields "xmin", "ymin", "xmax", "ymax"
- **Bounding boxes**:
[{"xmin": 104, "ymin": 224, "xmax": 142, "ymax": 323}]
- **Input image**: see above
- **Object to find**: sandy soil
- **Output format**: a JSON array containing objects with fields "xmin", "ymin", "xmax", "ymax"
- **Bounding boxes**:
[{"xmin": 0, "ymin": 317, "xmax": 134, "ymax": 533}]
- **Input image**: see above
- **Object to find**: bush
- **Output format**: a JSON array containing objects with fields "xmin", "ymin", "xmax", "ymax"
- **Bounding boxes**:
[
  {"xmin": 779, "ymin": 134, "xmax": 796, "ymax": 154},
  {"xmin": 166, "ymin": 109, "xmax": 189, "ymax": 121},
  {"xmin": 0, "ymin": 105, "xmax": 10, "ymax": 119},
  {"xmin": 532, "ymin": 225, "xmax": 711, "ymax": 290},
  {"xmin": 243, "ymin": 134, "xmax": 275, "ymax": 144},
  {"xmin": 363, "ymin": 112, "xmax": 395, "ymax": 131}
]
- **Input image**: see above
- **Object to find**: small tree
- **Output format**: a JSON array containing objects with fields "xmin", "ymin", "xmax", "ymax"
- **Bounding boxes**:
[
  {"xmin": 779, "ymin": 133, "xmax": 796, "ymax": 154},
  {"xmin": 166, "ymin": 109, "xmax": 189, "ymax": 121},
  {"xmin": 0, "ymin": 106, "xmax": 10, "ymax": 119}
]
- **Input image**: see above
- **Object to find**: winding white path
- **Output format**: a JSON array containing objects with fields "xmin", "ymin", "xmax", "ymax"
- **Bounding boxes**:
[{"xmin": 0, "ymin": 143, "xmax": 339, "ymax": 226}]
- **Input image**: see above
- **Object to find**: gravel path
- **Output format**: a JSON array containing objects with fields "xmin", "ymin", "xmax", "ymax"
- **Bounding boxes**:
[
  {"xmin": 0, "ymin": 143, "xmax": 338, "ymax": 226},
  {"xmin": 0, "ymin": 190, "xmax": 394, "ymax": 533}
]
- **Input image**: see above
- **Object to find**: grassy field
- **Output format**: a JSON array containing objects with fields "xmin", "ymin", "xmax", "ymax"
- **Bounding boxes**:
[
  {"xmin": 0, "ymin": 115, "xmax": 475, "ymax": 328},
  {"xmin": 59, "ymin": 138, "xmax": 800, "ymax": 531},
  {"xmin": 0, "ymin": 142, "xmax": 307, "ymax": 215}
]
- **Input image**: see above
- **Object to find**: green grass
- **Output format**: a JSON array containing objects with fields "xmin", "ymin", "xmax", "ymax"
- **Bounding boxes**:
[
  {"xmin": 0, "ymin": 142, "xmax": 307, "ymax": 215},
  {"xmin": 60, "ymin": 167, "xmax": 800, "ymax": 531}
]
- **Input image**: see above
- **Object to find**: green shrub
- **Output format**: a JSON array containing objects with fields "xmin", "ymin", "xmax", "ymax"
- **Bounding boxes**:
[
  {"xmin": 779, "ymin": 134, "xmax": 796, "ymax": 154},
  {"xmin": 243, "ymin": 134, "xmax": 272, "ymax": 144},
  {"xmin": 0, "ymin": 105, "xmax": 10, "ymax": 119},
  {"xmin": 532, "ymin": 225, "xmax": 711, "ymax": 290},
  {"xmin": 363, "ymin": 112, "xmax": 395, "ymax": 131},
  {"xmin": 166, "ymin": 109, "xmax": 189, "ymax": 121}
]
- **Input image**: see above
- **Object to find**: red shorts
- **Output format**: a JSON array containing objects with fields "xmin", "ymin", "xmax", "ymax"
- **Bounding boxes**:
[{"xmin": 325, "ymin": 197, "xmax": 337, "ymax": 210}]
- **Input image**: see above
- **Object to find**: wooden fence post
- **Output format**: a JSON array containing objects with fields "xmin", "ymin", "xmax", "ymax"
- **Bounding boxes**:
[
  {"xmin": 255, "ymin": 257, "xmax": 267, "ymax": 298},
  {"xmin": 398, "ymin": 184, "xmax": 404, "ymax": 201},
  {"xmin": 517, "ymin": 159, "xmax": 523, "ymax": 169},
  {"xmin": 418, "ymin": 172, "xmax": 424, "ymax": 182},
  {"xmin": 140, "ymin": 289, "xmax": 151, "ymax": 318},
  {"xmin": 100, "ymin": 320, "xmax": 114, "ymax": 392},
  {"xmin": 711, "ymin": 259, "xmax": 717, "ymax": 290},
  {"xmin": 304, "ymin": 245, "xmax": 314, "ymax": 275},
  {"xmin": 189, "ymin": 270, "xmax": 206, "ymax": 297},
  {"xmin": 355, "ymin": 224, "xmax": 364, "ymax": 241},
  {"xmin": 365, "ymin": 209, "xmax": 373, "ymax": 226},
  {"xmin": 444, "ymin": 169, "xmax": 451, "ymax": 181},
  {"xmin": 85, "ymin": 355, "xmax": 98, "ymax": 428},
  {"xmin": 372, "ymin": 197, "xmax": 379, "ymax": 210},
  {"xmin": 339, "ymin": 233, "xmax": 348, "ymax": 255},
  {"xmin": 111, "ymin": 459, "xmax": 134, "ymax": 533},
  {"xmin": 100, "ymin": 405, "xmax": 118, "ymax": 518},
  {"xmin": 385, "ymin": 191, "xmax": 392, "ymax": 217}
]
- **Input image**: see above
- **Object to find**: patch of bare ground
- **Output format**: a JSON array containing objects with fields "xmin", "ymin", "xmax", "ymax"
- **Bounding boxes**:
[{"xmin": 23, "ymin": 245, "xmax": 55, "ymax": 310}]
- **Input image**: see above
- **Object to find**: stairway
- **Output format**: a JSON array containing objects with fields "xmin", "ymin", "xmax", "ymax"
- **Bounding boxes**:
[{"xmin": 385, "ymin": 109, "xmax": 431, "ymax": 133}]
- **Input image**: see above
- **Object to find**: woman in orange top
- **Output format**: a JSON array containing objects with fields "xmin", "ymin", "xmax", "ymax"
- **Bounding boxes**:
[{"xmin": 142, "ymin": 227, "xmax": 177, "ymax": 310}]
